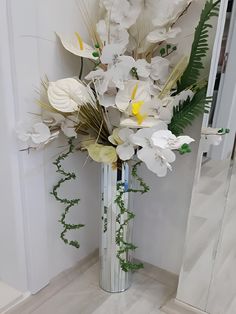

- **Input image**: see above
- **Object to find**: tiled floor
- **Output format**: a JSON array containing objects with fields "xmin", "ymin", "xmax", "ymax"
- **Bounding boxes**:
[{"xmin": 7, "ymin": 257, "xmax": 178, "ymax": 314}]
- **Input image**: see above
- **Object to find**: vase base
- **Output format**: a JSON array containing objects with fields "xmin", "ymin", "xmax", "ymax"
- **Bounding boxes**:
[{"xmin": 99, "ymin": 281, "xmax": 132, "ymax": 294}]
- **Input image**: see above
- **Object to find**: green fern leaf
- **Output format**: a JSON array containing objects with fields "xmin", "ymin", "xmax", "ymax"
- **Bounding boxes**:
[
  {"xmin": 176, "ymin": 0, "xmax": 220, "ymax": 93},
  {"xmin": 168, "ymin": 87, "xmax": 212, "ymax": 136}
]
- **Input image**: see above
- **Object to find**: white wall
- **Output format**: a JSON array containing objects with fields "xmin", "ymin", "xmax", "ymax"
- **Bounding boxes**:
[{"xmin": 0, "ymin": 0, "xmax": 100, "ymax": 294}]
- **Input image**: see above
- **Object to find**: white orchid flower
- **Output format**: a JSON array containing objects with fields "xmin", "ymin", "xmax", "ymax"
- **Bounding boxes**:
[
  {"xmin": 42, "ymin": 112, "xmax": 77, "ymax": 138},
  {"xmin": 96, "ymin": 20, "xmax": 129, "ymax": 47},
  {"xmin": 48, "ymin": 78, "xmax": 95, "ymax": 113},
  {"xmin": 147, "ymin": 26, "xmax": 181, "ymax": 44},
  {"xmin": 151, "ymin": 130, "xmax": 194, "ymax": 150},
  {"xmin": 138, "ymin": 146, "xmax": 176, "ymax": 177},
  {"xmin": 130, "ymin": 122, "xmax": 176, "ymax": 177},
  {"xmin": 116, "ymin": 128, "xmax": 135, "ymax": 161},
  {"xmin": 100, "ymin": 0, "xmax": 142, "ymax": 29},
  {"xmin": 61, "ymin": 116, "xmax": 77, "ymax": 138},
  {"xmin": 151, "ymin": 0, "xmax": 192, "ymax": 28},
  {"xmin": 150, "ymin": 56, "xmax": 170, "ymax": 83},
  {"xmin": 57, "ymin": 33, "xmax": 98, "ymax": 60},
  {"xmin": 16, "ymin": 121, "xmax": 51, "ymax": 146},
  {"xmin": 86, "ymin": 44, "xmax": 135, "ymax": 95},
  {"xmin": 134, "ymin": 59, "xmax": 151, "ymax": 79}
]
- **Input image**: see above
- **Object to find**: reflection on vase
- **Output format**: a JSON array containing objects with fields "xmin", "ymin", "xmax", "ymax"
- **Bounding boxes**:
[{"xmin": 100, "ymin": 162, "xmax": 133, "ymax": 293}]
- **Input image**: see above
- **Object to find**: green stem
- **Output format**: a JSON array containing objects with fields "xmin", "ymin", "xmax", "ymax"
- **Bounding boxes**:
[
  {"xmin": 79, "ymin": 57, "xmax": 84, "ymax": 80},
  {"xmin": 115, "ymin": 161, "xmax": 150, "ymax": 272},
  {"xmin": 51, "ymin": 138, "xmax": 84, "ymax": 249}
]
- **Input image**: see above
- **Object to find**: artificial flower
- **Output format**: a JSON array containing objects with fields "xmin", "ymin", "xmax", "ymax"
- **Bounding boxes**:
[
  {"xmin": 100, "ymin": 0, "xmax": 142, "ymax": 29},
  {"xmin": 108, "ymin": 128, "xmax": 123, "ymax": 145},
  {"xmin": 47, "ymin": 78, "xmax": 94, "ymax": 113},
  {"xmin": 138, "ymin": 146, "xmax": 176, "ymax": 177},
  {"xmin": 115, "ymin": 80, "xmax": 151, "ymax": 112},
  {"xmin": 61, "ymin": 116, "xmax": 77, "ymax": 138},
  {"xmin": 96, "ymin": 20, "xmax": 129, "ymax": 47},
  {"xmin": 134, "ymin": 59, "xmax": 151, "ymax": 79},
  {"xmin": 57, "ymin": 33, "xmax": 98, "ymax": 60},
  {"xmin": 129, "ymin": 122, "xmax": 177, "ymax": 177},
  {"xmin": 116, "ymin": 128, "xmax": 135, "ymax": 161},
  {"xmin": 147, "ymin": 26, "xmax": 181, "ymax": 44},
  {"xmin": 87, "ymin": 143, "xmax": 117, "ymax": 164},
  {"xmin": 86, "ymin": 44, "xmax": 135, "ymax": 94},
  {"xmin": 151, "ymin": 0, "xmax": 192, "ymax": 28},
  {"xmin": 16, "ymin": 121, "xmax": 51, "ymax": 146},
  {"xmin": 150, "ymin": 56, "xmax": 170, "ymax": 83},
  {"xmin": 151, "ymin": 130, "xmax": 194, "ymax": 150}
]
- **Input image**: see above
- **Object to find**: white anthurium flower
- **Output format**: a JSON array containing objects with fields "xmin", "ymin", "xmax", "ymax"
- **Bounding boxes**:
[
  {"xmin": 87, "ymin": 143, "xmax": 117, "ymax": 164},
  {"xmin": 116, "ymin": 128, "xmax": 135, "ymax": 161},
  {"xmin": 147, "ymin": 26, "xmax": 181, "ymax": 44},
  {"xmin": 115, "ymin": 80, "xmax": 151, "ymax": 112},
  {"xmin": 16, "ymin": 121, "xmax": 51, "ymax": 146},
  {"xmin": 48, "ymin": 78, "xmax": 94, "ymax": 113},
  {"xmin": 150, "ymin": 56, "xmax": 170, "ymax": 83},
  {"xmin": 134, "ymin": 59, "xmax": 151, "ymax": 79},
  {"xmin": 100, "ymin": 0, "xmax": 142, "ymax": 29},
  {"xmin": 57, "ymin": 33, "xmax": 98, "ymax": 60},
  {"xmin": 129, "ymin": 122, "xmax": 175, "ymax": 177},
  {"xmin": 96, "ymin": 20, "xmax": 129, "ymax": 47},
  {"xmin": 151, "ymin": 130, "xmax": 194, "ymax": 150}
]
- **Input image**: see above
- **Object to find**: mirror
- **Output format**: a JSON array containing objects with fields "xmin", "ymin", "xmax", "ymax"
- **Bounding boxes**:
[{"xmin": 176, "ymin": 0, "xmax": 236, "ymax": 312}]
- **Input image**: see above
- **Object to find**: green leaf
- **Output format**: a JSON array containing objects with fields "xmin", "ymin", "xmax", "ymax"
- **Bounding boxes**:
[
  {"xmin": 168, "ymin": 86, "xmax": 212, "ymax": 136},
  {"xmin": 176, "ymin": 0, "xmax": 220, "ymax": 93}
]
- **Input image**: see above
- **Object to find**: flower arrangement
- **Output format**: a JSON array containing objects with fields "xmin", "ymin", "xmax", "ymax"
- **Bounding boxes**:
[{"xmin": 17, "ymin": 0, "xmax": 220, "ymax": 262}]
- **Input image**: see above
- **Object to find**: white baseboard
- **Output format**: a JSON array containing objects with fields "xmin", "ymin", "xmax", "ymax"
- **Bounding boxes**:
[{"xmin": 161, "ymin": 298, "xmax": 207, "ymax": 314}]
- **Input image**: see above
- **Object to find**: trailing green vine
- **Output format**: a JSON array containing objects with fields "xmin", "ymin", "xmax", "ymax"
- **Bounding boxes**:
[
  {"xmin": 115, "ymin": 161, "xmax": 150, "ymax": 272},
  {"xmin": 51, "ymin": 138, "xmax": 84, "ymax": 249}
]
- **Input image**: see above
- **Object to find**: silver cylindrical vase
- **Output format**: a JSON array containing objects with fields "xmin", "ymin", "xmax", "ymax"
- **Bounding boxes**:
[{"xmin": 100, "ymin": 162, "xmax": 133, "ymax": 293}]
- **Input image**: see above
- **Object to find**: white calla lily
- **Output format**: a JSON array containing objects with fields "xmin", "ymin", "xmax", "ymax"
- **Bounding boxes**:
[
  {"xmin": 57, "ymin": 33, "xmax": 98, "ymax": 60},
  {"xmin": 48, "ymin": 78, "xmax": 94, "ymax": 113}
]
